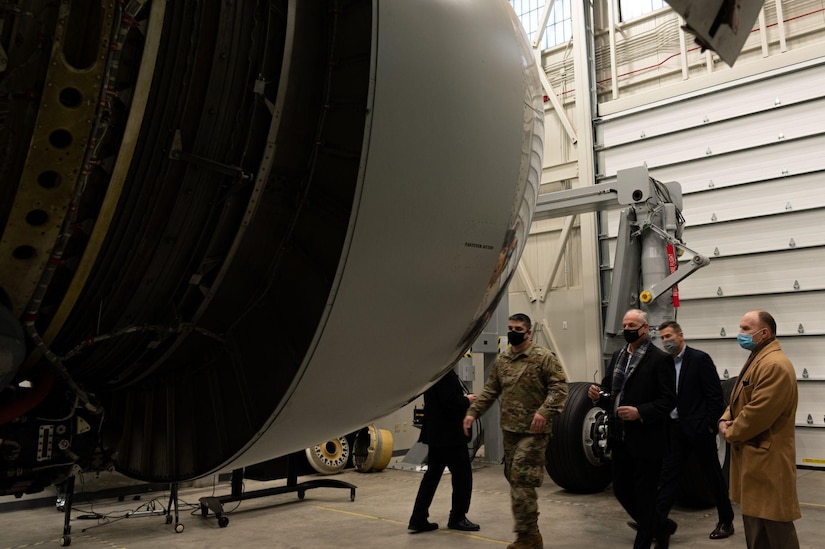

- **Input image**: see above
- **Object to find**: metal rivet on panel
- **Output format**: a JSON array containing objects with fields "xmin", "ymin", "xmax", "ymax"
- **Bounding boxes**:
[
  {"xmin": 720, "ymin": 327, "xmax": 727, "ymax": 337},
  {"xmin": 789, "ymin": 238, "xmax": 796, "ymax": 248},
  {"xmin": 808, "ymin": 414, "xmax": 814, "ymax": 425},
  {"xmin": 723, "ymin": 368, "xmax": 729, "ymax": 379},
  {"xmin": 798, "ymin": 323, "xmax": 805, "ymax": 334},
  {"xmin": 711, "ymin": 213, "xmax": 718, "ymax": 221},
  {"xmin": 713, "ymin": 247, "xmax": 720, "ymax": 256},
  {"xmin": 785, "ymin": 202, "xmax": 792, "ymax": 211},
  {"xmin": 793, "ymin": 280, "xmax": 800, "ymax": 290},
  {"xmin": 802, "ymin": 368, "xmax": 809, "ymax": 379},
  {"xmin": 717, "ymin": 287, "xmax": 724, "ymax": 296}
]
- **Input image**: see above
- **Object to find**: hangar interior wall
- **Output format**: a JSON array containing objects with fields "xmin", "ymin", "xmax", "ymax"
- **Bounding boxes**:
[{"xmin": 507, "ymin": 1, "xmax": 825, "ymax": 467}]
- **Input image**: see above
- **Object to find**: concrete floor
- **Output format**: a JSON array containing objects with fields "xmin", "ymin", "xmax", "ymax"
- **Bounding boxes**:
[{"xmin": 2, "ymin": 463, "xmax": 823, "ymax": 548}]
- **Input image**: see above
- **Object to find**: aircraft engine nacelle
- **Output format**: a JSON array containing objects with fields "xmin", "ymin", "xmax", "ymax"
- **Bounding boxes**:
[{"xmin": 0, "ymin": 0, "xmax": 543, "ymax": 492}]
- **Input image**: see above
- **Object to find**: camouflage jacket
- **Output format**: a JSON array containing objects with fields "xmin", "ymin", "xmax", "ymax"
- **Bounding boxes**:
[{"xmin": 468, "ymin": 342, "xmax": 567, "ymax": 434}]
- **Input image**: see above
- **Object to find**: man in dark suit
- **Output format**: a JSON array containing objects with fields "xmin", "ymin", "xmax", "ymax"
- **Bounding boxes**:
[
  {"xmin": 589, "ymin": 309, "xmax": 676, "ymax": 549},
  {"xmin": 408, "ymin": 369, "xmax": 479, "ymax": 533},
  {"xmin": 656, "ymin": 321, "xmax": 735, "ymax": 540}
]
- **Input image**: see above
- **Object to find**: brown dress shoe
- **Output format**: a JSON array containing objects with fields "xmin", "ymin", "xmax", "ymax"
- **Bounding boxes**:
[{"xmin": 709, "ymin": 522, "xmax": 735, "ymax": 539}]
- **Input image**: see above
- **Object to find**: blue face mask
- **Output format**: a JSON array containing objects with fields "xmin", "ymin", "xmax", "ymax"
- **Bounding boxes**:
[{"xmin": 737, "ymin": 332, "xmax": 757, "ymax": 351}]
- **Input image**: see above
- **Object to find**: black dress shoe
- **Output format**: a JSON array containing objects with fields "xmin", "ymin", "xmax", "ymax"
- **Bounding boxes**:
[
  {"xmin": 408, "ymin": 520, "xmax": 438, "ymax": 533},
  {"xmin": 654, "ymin": 518, "xmax": 678, "ymax": 549},
  {"xmin": 654, "ymin": 533, "xmax": 670, "ymax": 549},
  {"xmin": 448, "ymin": 518, "xmax": 480, "ymax": 531},
  {"xmin": 628, "ymin": 518, "xmax": 676, "ymax": 535},
  {"xmin": 709, "ymin": 522, "xmax": 735, "ymax": 539}
]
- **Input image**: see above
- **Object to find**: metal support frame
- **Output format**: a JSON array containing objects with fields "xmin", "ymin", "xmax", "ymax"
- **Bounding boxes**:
[
  {"xmin": 606, "ymin": 0, "xmax": 619, "ymax": 99},
  {"xmin": 530, "ymin": 0, "xmax": 558, "ymax": 49},
  {"xmin": 538, "ymin": 317, "xmax": 572, "ymax": 382},
  {"xmin": 532, "ymin": 167, "xmax": 710, "ymax": 353},
  {"xmin": 57, "ymin": 475, "xmax": 184, "ymax": 544},
  {"xmin": 534, "ymin": 183, "xmax": 619, "ymax": 220},
  {"xmin": 644, "ymin": 253, "xmax": 709, "ymax": 302},
  {"xmin": 516, "ymin": 259, "xmax": 539, "ymax": 303},
  {"xmin": 758, "ymin": 8, "xmax": 769, "ymax": 57},
  {"xmin": 535, "ymin": 50, "xmax": 578, "ymax": 144},
  {"xmin": 473, "ymin": 295, "xmax": 508, "ymax": 465},
  {"xmin": 539, "ymin": 214, "xmax": 577, "ymax": 302},
  {"xmin": 198, "ymin": 454, "xmax": 356, "ymax": 528},
  {"xmin": 774, "ymin": 0, "xmax": 787, "ymax": 52},
  {"xmin": 528, "ymin": 0, "xmax": 577, "ymax": 145}
]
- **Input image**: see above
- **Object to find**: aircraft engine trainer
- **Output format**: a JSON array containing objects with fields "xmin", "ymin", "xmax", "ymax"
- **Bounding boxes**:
[{"xmin": 0, "ymin": 1, "xmax": 544, "ymax": 495}]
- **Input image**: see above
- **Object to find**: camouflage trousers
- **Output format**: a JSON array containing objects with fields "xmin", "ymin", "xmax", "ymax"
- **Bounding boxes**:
[{"xmin": 503, "ymin": 430, "xmax": 550, "ymax": 533}]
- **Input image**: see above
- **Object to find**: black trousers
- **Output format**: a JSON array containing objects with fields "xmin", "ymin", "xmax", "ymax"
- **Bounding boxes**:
[
  {"xmin": 612, "ymin": 444, "xmax": 662, "ymax": 549},
  {"xmin": 657, "ymin": 420, "xmax": 734, "ymax": 525},
  {"xmin": 410, "ymin": 443, "xmax": 472, "ymax": 523}
]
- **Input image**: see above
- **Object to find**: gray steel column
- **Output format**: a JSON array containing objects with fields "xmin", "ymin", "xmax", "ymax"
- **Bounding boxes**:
[{"xmin": 472, "ymin": 295, "xmax": 508, "ymax": 464}]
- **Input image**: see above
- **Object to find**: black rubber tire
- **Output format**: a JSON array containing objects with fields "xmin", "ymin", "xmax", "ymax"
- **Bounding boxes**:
[
  {"xmin": 546, "ymin": 382, "xmax": 612, "ymax": 493},
  {"xmin": 675, "ymin": 376, "xmax": 737, "ymax": 508}
]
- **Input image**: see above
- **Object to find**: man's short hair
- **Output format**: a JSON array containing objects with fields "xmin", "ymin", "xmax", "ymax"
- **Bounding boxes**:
[
  {"xmin": 658, "ymin": 320, "xmax": 682, "ymax": 333},
  {"xmin": 627, "ymin": 308, "xmax": 649, "ymax": 325},
  {"xmin": 509, "ymin": 313, "xmax": 532, "ymax": 330},
  {"xmin": 757, "ymin": 310, "xmax": 777, "ymax": 336}
]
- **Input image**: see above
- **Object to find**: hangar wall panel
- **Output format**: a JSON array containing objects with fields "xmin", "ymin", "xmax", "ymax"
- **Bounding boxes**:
[{"xmin": 595, "ymin": 59, "xmax": 825, "ymax": 467}]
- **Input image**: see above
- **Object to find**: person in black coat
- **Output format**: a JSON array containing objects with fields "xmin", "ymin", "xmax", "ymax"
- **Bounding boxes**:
[
  {"xmin": 589, "ymin": 309, "xmax": 676, "ymax": 549},
  {"xmin": 655, "ymin": 320, "xmax": 735, "ymax": 540},
  {"xmin": 408, "ymin": 369, "xmax": 479, "ymax": 533}
]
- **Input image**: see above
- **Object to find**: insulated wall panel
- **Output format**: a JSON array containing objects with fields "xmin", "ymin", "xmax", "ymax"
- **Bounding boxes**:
[
  {"xmin": 599, "ymin": 62, "xmax": 825, "ymax": 148},
  {"xmin": 595, "ymin": 58, "xmax": 825, "ymax": 467}
]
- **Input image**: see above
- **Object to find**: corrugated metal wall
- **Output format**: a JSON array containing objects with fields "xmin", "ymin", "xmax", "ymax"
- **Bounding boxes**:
[{"xmin": 595, "ymin": 59, "xmax": 825, "ymax": 467}]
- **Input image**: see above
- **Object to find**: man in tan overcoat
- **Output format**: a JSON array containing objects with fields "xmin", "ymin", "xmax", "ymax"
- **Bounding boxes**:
[{"xmin": 719, "ymin": 310, "xmax": 801, "ymax": 549}]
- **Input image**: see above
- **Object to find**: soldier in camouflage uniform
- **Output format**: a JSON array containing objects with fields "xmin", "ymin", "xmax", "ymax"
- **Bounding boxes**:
[{"xmin": 463, "ymin": 313, "xmax": 567, "ymax": 549}]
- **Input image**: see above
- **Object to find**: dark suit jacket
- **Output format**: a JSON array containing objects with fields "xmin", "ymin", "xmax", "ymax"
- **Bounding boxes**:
[
  {"xmin": 596, "ymin": 341, "xmax": 676, "ymax": 458},
  {"xmin": 419, "ymin": 370, "xmax": 472, "ymax": 447},
  {"xmin": 676, "ymin": 346, "xmax": 726, "ymax": 438}
]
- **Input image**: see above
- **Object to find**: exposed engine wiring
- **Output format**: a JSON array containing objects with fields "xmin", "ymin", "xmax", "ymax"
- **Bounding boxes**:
[{"xmin": 19, "ymin": 0, "xmax": 151, "ymax": 414}]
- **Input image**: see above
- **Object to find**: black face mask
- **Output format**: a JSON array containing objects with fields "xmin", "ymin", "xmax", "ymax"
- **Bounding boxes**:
[
  {"xmin": 623, "ymin": 328, "xmax": 642, "ymax": 344},
  {"xmin": 508, "ymin": 330, "xmax": 527, "ymax": 346}
]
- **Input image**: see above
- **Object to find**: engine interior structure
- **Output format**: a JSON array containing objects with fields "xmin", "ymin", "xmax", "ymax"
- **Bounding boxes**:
[{"xmin": 0, "ymin": 0, "xmax": 544, "ymax": 495}]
